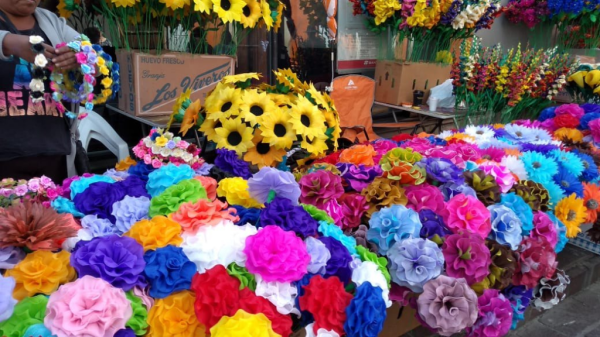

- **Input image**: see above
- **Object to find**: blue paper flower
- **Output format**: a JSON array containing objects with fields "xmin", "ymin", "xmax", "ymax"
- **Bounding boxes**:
[
  {"xmin": 550, "ymin": 149, "xmax": 584, "ymax": 177},
  {"xmin": 439, "ymin": 182, "xmax": 477, "ymax": 201},
  {"xmin": 259, "ymin": 197, "xmax": 318, "ymax": 238},
  {"xmin": 387, "ymin": 238, "xmax": 444, "ymax": 292},
  {"xmin": 500, "ymin": 193, "xmax": 533, "ymax": 236},
  {"xmin": 295, "ymin": 274, "xmax": 315, "ymax": 326},
  {"xmin": 73, "ymin": 182, "xmax": 126, "ymax": 222},
  {"xmin": 538, "ymin": 107, "xmax": 556, "ymax": 121},
  {"xmin": 318, "ymin": 221, "xmax": 357, "ymax": 256},
  {"xmin": 553, "ymin": 167, "xmax": 584, "ymax": 198},
  {"xmin": 146, "ymin": 164, "xmax": 194, "ymax": 197},
  {"xmin": 214, "ymin": 149, "xmax": 252, "ymax": 180},
  {"xmin": 69, "ymin": 174, "xmax": 115, "ymax": 199},
  {"xmin": 521, "ymin": 151, "xmax": 558, "ymax": 184},
  {"xmin": 543, "ymin": 180, "xmax": 566, "ymax": 210},
  {"xmin": 128, "ymin": 162, "xmax": 155, "ymax": 182},
  {"xmin": 144, "ymin": 245, "xmax": 196, "ymax": 299},
  {"xmin": 112, "ymin": 196, "xmax": 151, "ymax": 234},
  {"xmin": 573, "ymin": 150, "xmax": 599, "ymax": 182},
  {"xmin": 579, "ymin": 112, "xmax": 600, "ymax": 130},
  {"xmin": 51, "ymin": 196, "xmax": 84, "ymax": 217},
  {"xmin": 344, "ymin": 282, "xmax": 387, "ymax": 337},
  {"xmin": 487, "ymin": 204, "xmax": 523, "ymax": 250},
  {"xmin": 519, "ymin": 143, "xmax": 558, "ymax": 154},
  {"xmin": 305, "ymin": 236, "xmax": 330, "ymax": 275},
  {"xmin": 318, "ymin": 236, "xmax": 353, "ymax": 285},
  {"xmin": 81, "ymin": 214, "xmax": 116, "ymax": 237},
  {"xmin": 232, "ymin": 205, "xmax": 260, "ymax": 226},
  {"xmin": 367, "ymin": 205, "xmax": 422, "ymax": 256},
  {"xmin": 581, "ymin": 103, "xmax": 600, "ymax": 114},
  {"xmin": 502, "ymin": 285, "xmax": 533, "ymax": 330},
  {"xmin": 23, "ymin": 324, "xmax": 56, "ymax": 337}
]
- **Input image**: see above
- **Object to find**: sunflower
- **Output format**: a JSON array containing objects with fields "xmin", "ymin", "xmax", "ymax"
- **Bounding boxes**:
[
  {"xmin": 223, "ymin": 73, "xmax": 260, "ymax": 85},
  {"xmin": 259, "ymin": 108, "xmax": 296, "ymax": 149},
  {"xmin": 193, "ymin": 0, "xmax": 212, "ymax": 12},
  {"xmin": 111, "ymin": 0, "xmax": 138, "ymax": 8},
  {"xmin": 260, "ymin": 0, "xmax": 274, "ymax": 28},
  {"xmin": 290, "ymin": 96, "xmax": 326, "ymax": 141},
  {"xmin": 555, "ymin": 193, "xmax": 587, "ymax": 238},
  {"xmin": 205, "ymin": 82, "xmax": 243, "ymax": 120},
  {"xmin": 199, "ymin": 116, "xmax": 220, "ymax": 142},
  {"xmin": 269, "ymin": 93, "xmax": 295, "ymax": 108},
  {"xmin": 239, "ymin": 89, "xmax": 277, "ymax": 126},
  {"xmin": 323, "ymin": 109, "xmax": 341, "ymax": 141},
  {"xmin": 273, "ymin": 1, "xmax": 285, "ymax": 31},
  {"xmin": 180, "ymin": 99, "xmax": 202, "ymax": 135},
  {"xmin": 212, "ymin": 0, "xmax": 245, "ymax": 23},
  {"xmin": 300, "ymin": 134, "xmax": 329, "ymax": 156},
  {"xmin": 306, "ymin": 84, "xmax": 328, "ymax": 109},
  {"xmin": 214, "ymin": 118, "xmax": 255, "ymax": 155},
  {"xmin": 274, "ymin": 68, "xmax": 302, "ymax": 91},
  {"xmin": 239, "ymin": 0, "xmax": 262, "ymax": 28},
  {"xmin": 244, "ymin": 130, "xmax": 286, "ymax": 168},
  {"xmin": 160, "ymin": 0, "xmax": 190, "ymax": 10}
]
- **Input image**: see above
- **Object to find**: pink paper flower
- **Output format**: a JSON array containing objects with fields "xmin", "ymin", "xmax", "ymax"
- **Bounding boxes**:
[
  {"xmin": 448, "ymin": 143, "xmax": 482, "ymax": 163},
  {"xmin": 555, "ymin": 103, "xmax": 584, "ymax": 119},
  {"xmin": 446, "ymin": 194, "xmax": 491, "ymax": 238},
  {"xmin": 339, "ymin": 193, "xmax": 369, "ymax": 230},
  {"xmin": 530, "ymin": 211, "xmax": 559, "ymax": 249},
  {"xmin": 244, "ymin": 225, "xmax": 310, "ymax": 283},
  {"xmin": 45, "ymin": 275, "xmax": 132, "ymax": 337},
  {"xmin": 466, "ymin": 289, "xmax": 513, "ymax": 337},
  {"xmin": 405, "ymin": 184, "xmax": 449, "ymax": 220},
  {"xmin": 424, "ymin": 148, "xmax": 465, "ymax": 168},
  {"xmin": 323, "ymin": 199, "xmax": 343, "ymax": 227},
  {"xmin": 589, "ymin": 119, "xmax": 600, "ymax": 143},
  {"xmin": 299, "ymin": 171, "xmax": 344, "ymax": 208},
  {"xmin": 372, "ymin": 140, "xmax": 399, "ymax": 164},
  {"xmin": 513, "ymin": 237, "xmax": 557, "ymax": 289},
  {"xmin": 442, "ymin": 232, "xmax": 491, "ymax": 285},
  {"xmin": 76, "ymin": 52, "xmax": 88, "ymax": 64},
  {"xmin": 480, "ymin": 163, "xmax": 516, "ymax": 193},
  {"xmin": 399, "ymin": 138, "xmax": 432, "ymax": 153}
]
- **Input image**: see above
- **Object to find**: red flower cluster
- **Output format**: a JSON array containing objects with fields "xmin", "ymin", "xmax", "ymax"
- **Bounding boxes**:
[{"xmin": 299, "ymin": 275, "xmax": 353, "ymax": 335}]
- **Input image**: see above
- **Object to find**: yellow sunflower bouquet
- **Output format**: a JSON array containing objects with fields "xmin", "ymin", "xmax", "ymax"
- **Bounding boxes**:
[{"xmin": 176, "ymin": 69, "xmax": 341, "ymax": 168}]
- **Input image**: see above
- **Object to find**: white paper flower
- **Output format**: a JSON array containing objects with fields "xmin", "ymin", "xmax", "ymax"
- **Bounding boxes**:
[
  {"xmin": 255, "ymin": 275, "xmax": 300, "ymax": 316},
  {"xmin": 501, "ymin": 155, "xmax": 528, "ymax": 180},
  {"xmin": 29, "ymin": 35, "xmax": 44, "ymax": 45},
  {"xmin": 305, "ymin": 323, "xmax": 340, "ymax": 337},
  {"xmin": 182, "ymin": 152, "xmax": 194, "ymax": 162},
  {"xmin": 34, "ymin": 53, "xmax": 47, "ymax": 67},
  {"xmin": 351, "ymin": 260, "xmax": 392, "ymax": 308},
  {"xmin": 181, "ymin": 220, "xmax": 257, "ymax": 273},
  {"xmin": 172, "ymin": 148, "xmax": 184, "ymax": 158},
  {"xmin": 29, "ymin": 78, "xmax": 44, "ymax": 92},
  {"xmin": 305, "ymin": 237, "xmax": 330, "ymax": 275},
  {"xmin": 159, "ymin": 148, "xmax": 172, "ymax": 158},
  {"xmin": 61, "ymin": 228, "xmax": 94, "ymax": 252},
  {"xmin": 437, "ymin": 130, "xmax": 455, "ymax": 140},
  {"xmin": 464, "ymin": 125, "xmax": 495, "ymax": 142}
]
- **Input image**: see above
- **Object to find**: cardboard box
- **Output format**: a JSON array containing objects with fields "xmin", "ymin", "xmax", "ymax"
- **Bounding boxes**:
[
  {"xmin": 374, "ymin": 61, "xmax": 451, "ymax": 106},
  {"xmin": 118, "ymin": 50, "xmax": 235, "ymax": 116}
]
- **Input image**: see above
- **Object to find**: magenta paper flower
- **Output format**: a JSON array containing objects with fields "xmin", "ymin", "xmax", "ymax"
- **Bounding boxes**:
[
  {"xmin": 45, "ymin": 275, "xmax": 132, "ymax": 337},
  {"xmin": 339, "ymin": 193, "xmax": 369, "ymax": 230},
  {"xmin": 531, "ymin": 211, "xmax": 558, "ymax": 249},
  {"xmin": 399, "ymin": 138, "xmax": 431, "ymax": 153},
  {"xmin": 448, "ymin": 143, "xmax": 482, "ymax": 163},
  {"xmin": 299, "ymin": 171, "xmax": 344, "ymax": 208},
  {"xmin": 446, "ymin": 194, "xmax": 491, "ymax": 238},
  {"xmin": 442, "ymin": 232, "xmax": 491, "ymax": 285},
  {"xmin": 513, "ymin": 237, "xmax": 557, "ymax": 289},
  {"xmin": 372, "ymin": 140, "xmax": 399, "ymax": 163},
  {"xmin": 555, "ymin": 103, "xmax": 584, "ymax": 119},
  {"xmin": 480, "ymin": 164, "xmax": 516, "ymax": 193},
  {"xmin": 423, "ymin": 148, "xmax": 465, "ymax": 168},
  {"xmin": 417, "ymin": 275, "xmax": 478, "ymax": 336},
  {"xmin": 466, "ymin": 289, "xmax": 513, "ymax": 337},
  {"xmin": 405, "ymin": 184, "xmax": 449, "ymax": 220},
  {"xmin": 589, "ymin": 119, "xmax": 600, "ymax": 143},
  {"xmin": 244, "ymin": 225, "xmax": 310, "ymax": 283},
  {"xmin": 322, "ymin": 199, "xmax": 343, "ymax": 227}
]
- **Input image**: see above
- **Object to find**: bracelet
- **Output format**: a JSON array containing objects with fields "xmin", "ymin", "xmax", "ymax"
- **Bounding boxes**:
[{"xmin": 29, "ymin": 35, "xmax": 47, "ymax": 103}]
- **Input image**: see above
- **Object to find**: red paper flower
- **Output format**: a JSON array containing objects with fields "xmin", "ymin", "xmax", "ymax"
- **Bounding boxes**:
[
  {"xmin": 299, "ymin": 275, "xmax": 353, "ymax": 335},
  {"xmin": 238, "ymin": 288, "xmax": 293, "ymax": 337},
  {"xmin": 191, "ymin": 265, "xmax": 241, "ymax": 332},
  {"xmin": 392, "ymin": 134, "xmax": 414, "ymax": 142},
  {"xmin": 554, "ymin": 114, "xmax": 580, "ymax": 129},
  {"xmin": 512, "ymin": 237, "xmax": 557, "ymax": 289}
]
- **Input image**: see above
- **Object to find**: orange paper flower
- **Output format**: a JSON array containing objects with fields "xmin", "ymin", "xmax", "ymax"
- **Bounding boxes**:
[
  {"xmin": 194, "ymin": 176, "xmax": 218, "ymax": 201},
  {"xmin": 584, "ymin": 183, "xmax": 600, "ymax": 223},
  {"xmin": 5, "ymin": 250, "xmax": 76, "ymax": 300},
  {"xmin": 555, "ymin": 193, "xmax": 588, "ymax": 238},
  {"xmin": 554, "ymin": 128, "xmax": 584, "ymax": 142},
  {"xmin": 147, "ymin": 291, "xmax": 206, "ymax": 337},
  {"xmin": 169, "ymin": 199, "xmax": 239, "ymax": 235},
  {"xmin": 339, "ymin": 144, "xmax": 377, "ymax": 166},
  {"xmin": 125, "ymin": 216, "xmax": 183, "ymax": 251},
  {"xmin": 116, "ymin": 156, "xmax": 138, "ymax": 171},
  {"xmin": 504, "ymin": 148, "xmax": 521, "ymax": 157}
]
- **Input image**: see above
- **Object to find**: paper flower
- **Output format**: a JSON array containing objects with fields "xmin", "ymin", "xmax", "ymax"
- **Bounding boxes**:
[
  {"xmin": 237, "ymin": 287, "xmax": 293, "ymax": 337},
  {"xmin": 318, "ymin": 221, "xmax": 357, "ymax": 255},
  {"xmin": 464, "ymin": 170, "xmax": 501, "ymax": 206},
  {"xmin": 532, "ymin": 269, "xmax": 570, "ymax": 310},
  {"xmin": 71, "ymin": 235, "xmax": 147, "ymax": 291},
  {"xmin": 0, "ymin": 246, "xmax": 25, "ymax": 269},
  {"xmin": 336, "ymin": 163, "xmax": 382, "ymax": 192},
  {"xmin": 73, "ymin": 181, "xmax": 126, "ymax": 222},
  {"xmin": 299, "ymin": 171, "xmax": 344, "ymax": 208},
  {"xmin": 0, "ymin": 275, "xmax": 17, "ymax": 323},
  {"xmin": 80, "ymin": 214, "xmax": 116, "ymax": 237},
  {"xmin": 0, "ymin": 295, "xmax": 47, "ymax": 337},
  {"xmin": 446, "ymin": 194, "xmax": 491, "ymax": 238},
  {"xmin": 472, "ymin": 241, "xmax": 518, "ymax": 293},
  {"xmin": 125, "ymin": 292, "xmax": 149, "ymax": 335},
  {"xmin": 182, "ymin": 220, "xmax": 257, "ymax": 273},
  {"xmin": 233, "ymin": 205, "xmax": 261, "ymax": 226},
  {"xmin": 422, "ymin": 157, "xmax": 465, "ymax": 185},
  {"xmin": 388, "ymin": 238, "xmax": 444, "ymax": 292},
  {"xmin": 51, "ymin": 196, "xmax": 84, "ymax": 217},
  {"xmin": 417, "ymin": 275, "xmax": 478, "ymax": 336},
  {"xmin": 343, "ymin": 282, "xmax": 387, "ymax": 337},
  {"xmin": 466, "ymin": 289, "xmax": 513, "ymax": 337},
  {"xmin": 351, "ymin": 260, "xmax": 391, "ymax": 308},
  {"xmin": 69, "ymin": 175, "xmax": 115, "ymax": 198},
  {"xmin": 305, "ymin": 323, "xmax": 340, "ymax": 337},
  {"xmin": 509, "ymin": 180, "xmax": 550, "ymax": 212},
  {"xmin": 318, "ymin": 236, "xmax": 353, "ymax": 285},
  {"xmin": 215, "ymin": 149, "xmax": 252, "ymax": 179},
  {"xmin": 404, "ymin": 184, "xmax": 448, "ymax": 219},
  {"xmin": 112, "ymin": 196, "xmax": 151, "ymax": 234},
  {"xmin": 361, "ymin": 177, "xmax": 407, "ymax": 216},
  {"xmin": 305, "ymin": 236, "xmax": 331, "ymax": 275},
  {"xmin": 228, "ymin": 263, "xmax": 257, "ymax": 291},
  {"xmin": 259, "ymin": 197, "xmax": 318, "ymax": 237},
  {"xmin": 521, "ymin": 151, "xmax": 558, "ymax": 183},
  {"xmin": 194, "ymin": 176, "xmax": 217, "ymax": 200},
  {"xmin": 443, "ymin": 232, "xmax": 491, "ymax": 285},
  {"xmin": 5, "ymin": 250, "xmax": 75, "ymax": 300},
  {"xmin": 247, "ymin": 167, "xmax": 301, "ymax": 205},
  {"xmin": 338, "ymin": 193, "xmax": 369, "ymax": 230},
  {"xmin": 170, "ymin": 199, "xmax": 238, "ymax": 235},
  {"xmin": 513, "ymin": 237, "xmax": 557, "ymax": 289},
  {"xmin": 531, "ymin": 211, "xmax": 558, "ymax": 249},
  {"xmin": 367, "ymin": 204, "xmax": 422, "ymax": 256},
  {"xmin": 440, "ymin": 182, "xmax": 478, "ymax": 201},
  {"xmin": 299, "ymin": 275, "xmax": 353, "ymax": 335},
  {"xmin": 554, "ymin": 193, "xmax": 587, "ymax": 238},
  {"xmin": 143, "ymin": 245, "xmax": 196, "ymax": 299},
  {"xmin": 117, "ymin": 175, "xmax": 150, "ymax": 198},
  {"xmin": 502, "ymin": 285, "xmax": 533, "ymax": 329},
  {"xmin": 255, "ymin": 275, "xmax": 299, "ymax": 316},
  {"xmin": 339, "ymin": 144, "xmax": 377, "ymax": 166},
  {"xmin": 487, "ymin": 204, "xmax": 523, "ymax": 250},
  {"xmin": 0, "ymin": 201, "xmax": 79, "ymax": 251},
  {"xmin": 45, "ymin": 276, "xmax": 132, "ymax": 337},
  {"xmin": 147, "ymin": 291, "xmax": 206, "ymax": 337},
  {"xmin": 125, "ymin": 216, "xmax": 182, "ymax": 251},
  {"xmin": 217, "ymin": 177, "xmax": 263, "ymax": 208},
  {"xmin": 146, "ymin": 163, "xmax": 195, "ymax": 197},
  {"xmin": 418, "ymin": 209, "xmax": 451, "ymax": 241},
  {"xmin": 149, "ymin": 179, "xmax": 208, "ymax": 217},
  {"xmin": 22, "ymin": 324, "xmax": 54, "ymax": 337},
  {"xmin": 244, "ymin": 225, "xmax": 310, "ymax": 283},
  {"xmin": 210, "ymin": 309, "xmax": 279, "ymax": 337}
]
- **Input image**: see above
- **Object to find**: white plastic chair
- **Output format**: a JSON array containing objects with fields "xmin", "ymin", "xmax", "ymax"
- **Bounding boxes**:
[{"xmin": 78, "ymin": 109, "xmax": 129, "ymax": 162}]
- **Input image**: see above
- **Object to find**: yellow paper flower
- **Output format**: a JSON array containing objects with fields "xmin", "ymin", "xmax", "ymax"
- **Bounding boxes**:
[
  {"xmin": 125, "ymin": 216, "xmax": 183, "ymax": 251},
  {"xmin": 211, "ymin": 310, "xmax": 280, "ymax": 337},
  {"xmin": 273, "ymin": 1, "xmax": 284, "ymax": 31},
  {"xmin": 155, "ymin": 136, "xmax": 168, "ymax": 147},
  {"xmin": 101, "ymin": 77, "xmax": 113, "ymax": 88},
  {"xmin": 205, "ymin": 82, "xmax": 243, "ymax": 120},
  {"xmin": 240, "ymin": 0, "xmax": 263, "ymax": 29},
  {"xmin": 5, "ymin": 250, "xmax": 76, "ymax": 300},
  {"xmin": 223, "ymin": 73, "xmax": 260, "ymax": 84},
  {"xmin": 212, "ymin": 0, "xmax": 245, "ymax": 23},
  {"xmin": 259, "ymin": 107, "xmax": 296, "ymax": 149},
  {"xmin": 194, "ymin": 0, "xmax": 213, "ymax": 12},
  {"xmin": 290, "ymin": 96, "xmax": 326, "ymax": 141},
  {"xmin": 199, "ymin": 118, "xmax": 220, "ymax": 142},
  {"xmin": 555, "ymin": 193, "xmax": 587, "ymax": 238},
  {"xmin": 554, "ymin": 128, "xmax": 583, "ymax": 142},
  {"xmin": 214, "ymin": 118, "xmax": 255, "ymax": 155},
  {"xmin": 244, "ymin": 130, "xmax": 286, "ymax": 168},
  {"xmin": 116, "ymin": 156, "xmax": 138, "ymax": 171},
  {"xmin": 260, "ymin": 0, "xmax": 274, "ymax": 28},
  {"xmin": 180, "ymin": 99, "xmax": 202, "ymax": 135},
  {"xmin": 239, "ymin": 89, "xmax": 277, "ymax": 126},
  {"xmin": 148, "ymin": 291, "xmax": 206, "ymax": 337},
  {"xmin": 160, "ymin": 0, "xmax": 190, "ymax": 10},
  {"xmin": 217, "ymin": 177, "xmax": 263, "ymax": 208},
  {"xmin": 300, "ymin": 134, "xmax": 329, "ymax": 157},
  {"xmin": 372, "ymin": 0, "xmax": 401, "ymax": 25}
]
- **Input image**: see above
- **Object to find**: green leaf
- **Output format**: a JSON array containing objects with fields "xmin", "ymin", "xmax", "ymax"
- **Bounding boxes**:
[{"xmin": 591, "ymin": 14, "xmax": 597, "ymax": 23}]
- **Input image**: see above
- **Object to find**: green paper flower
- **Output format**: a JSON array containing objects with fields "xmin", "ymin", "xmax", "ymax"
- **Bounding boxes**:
[
  {"xmin": 379, "ymin": 148, "xmax": 423, "ymax": 166},
  {"xmin": 302, "ymin": 204, "xmax": 335, "ymax": 224},
  {"xmin": 356, "ymin": 246, "xmax": 391, "ymax": 287},
  {"xmin": 227, "ymin": 263, "xmax": 257, "ymax": 291},
  {"xmin": 0, "ymin": 295, "xmax": 47, "ymax": 337},
  {"xmin": 126, "ymin": 292, "xmax": 149, "ymax": 336},
  {"xmin": 149, "ymin": 179, "xmax": 208, "ymax": 217}
]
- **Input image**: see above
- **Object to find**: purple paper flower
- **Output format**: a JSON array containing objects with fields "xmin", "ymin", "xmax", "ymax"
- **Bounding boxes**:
[
  {"xmin": 70, "ymin": 235, "xmax": 147, "ymax": 291},
  {"xmin": 388, "ymin": 238, "xmax": 444, "ymax": 292},
  {"xmin": 466, "ymin": 289, "xmax": 513, "ymax": 337},
  {"xmin": 418, "ymin": 210, "xmax": 451, "ymax": 240},
  {"xmin": 336, "ymin": 163, "xmax": 382, "ymax": 192},
  {"xmin": 104, "ymin": 169, "xmax": 130, "ymax": 181},
  {"xmin": 81, "ymin": 214, "xmax": 117, "ymax": 237},
  {"xmin": 319, "ymin": 236, "xmax": 353, "ymax": 285},
  {"xmin": 247, "ymin": 167, "xmax": 301, "ymax": 205},
  {"xmin": 442, "ymin": 232, "xmax": 491, "ymax": 285},
  {"xmin": 305, "ymin": 236, "xmax": 331, "ymax": 275},
  {"xmin": 116, "ymin": 176, "xmax": 150, "ymax": 198},
  {"xmin": 214, "ymin": 149, "xmax": 251, "ymax": 180},
  {"xmin": 0, "ymin": 275, "xmax": 17, "ymax": 322},
  {"xmin": 502, "ymin": 285, "xmax": 533, "ymax": 329},
  {"xmin": 259, "ymin": 197, "xmax": 318, "ymax": 237},
  {"xmin": 0, "ymin": 246, "xmax": 25, "ymax": 269},
  {"xmin": 73, "ymin": 182, "xmax": 126, "ymax": 222},
  {"xmin": 115, "ymin": 328, "xmax": 136, "ymax": 337},
  {"xmin": 421, "ymin": 158, "xmax": 465, "ymax": 185},
  {"xmin": 111, "ymin": 196, "xmax": 151, "ymax": 234},
  {"xmin": 440, "ymin": 182, "xmax": 477, "ymax": 201}
]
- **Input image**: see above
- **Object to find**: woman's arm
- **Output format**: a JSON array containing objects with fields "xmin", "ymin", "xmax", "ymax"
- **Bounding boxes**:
[{"xmin": 0, "ymin": 31, "xmax": 55, "ymax": 62}]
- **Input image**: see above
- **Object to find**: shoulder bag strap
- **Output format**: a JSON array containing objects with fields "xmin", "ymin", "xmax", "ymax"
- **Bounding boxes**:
[{"xmin": 0, "ymin": 10, "xmax": 20, "ymax": 35}]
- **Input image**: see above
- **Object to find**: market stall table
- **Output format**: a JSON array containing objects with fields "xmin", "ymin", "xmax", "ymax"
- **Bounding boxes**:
[{"xmin": 374, "ymin": 101, "xmax": 461, "ymax": 132}]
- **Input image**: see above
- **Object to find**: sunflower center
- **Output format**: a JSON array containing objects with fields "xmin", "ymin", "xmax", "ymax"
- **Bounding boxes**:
[
  {"xmin": 533, "ymin": 161, "xmax": 541, "ymax": 169},
  {"xmin": 227, "ymin": 131, "xmax": 242, "ymax": 146},
  {"xmin": 221, "ymin": 102, "xmax": 233, "ymax": 112},
  {"xmin": 257, "ymin": 142, "xmax": 271, "ymax": 155},
  {"xmin": 301, "ymin": 115, "xmax": 311, "ymax": 127},
  {"xmin": 274, "ymin": 124, "xmax": 287, "ymax": 137},
  {"xmin": 242, "ymin": 5, "xmax": 250, "ymax": 16},
  {"xmin": 567, "ymin": 210, "xmax": 577, "ymax": 222},
  {"xmin": 221, "ymin": 0, "xmax": 231, "ymax": 10},
  {"xmin": 250, "ymin": 105, "xmax": 264, "ymax": 116},
  {"xmin": 587, "ymin": 199, "xmax": 599, "ymax": 210}
]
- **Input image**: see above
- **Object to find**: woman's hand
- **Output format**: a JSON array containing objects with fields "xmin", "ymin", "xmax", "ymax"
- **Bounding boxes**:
[
  {"xmin": 2, "ymin": 33, "xmax": 54, "ymax": 64},
  {"xmin": 52, "ymin": 46, "xmax": 78, "ymax": 71}
]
